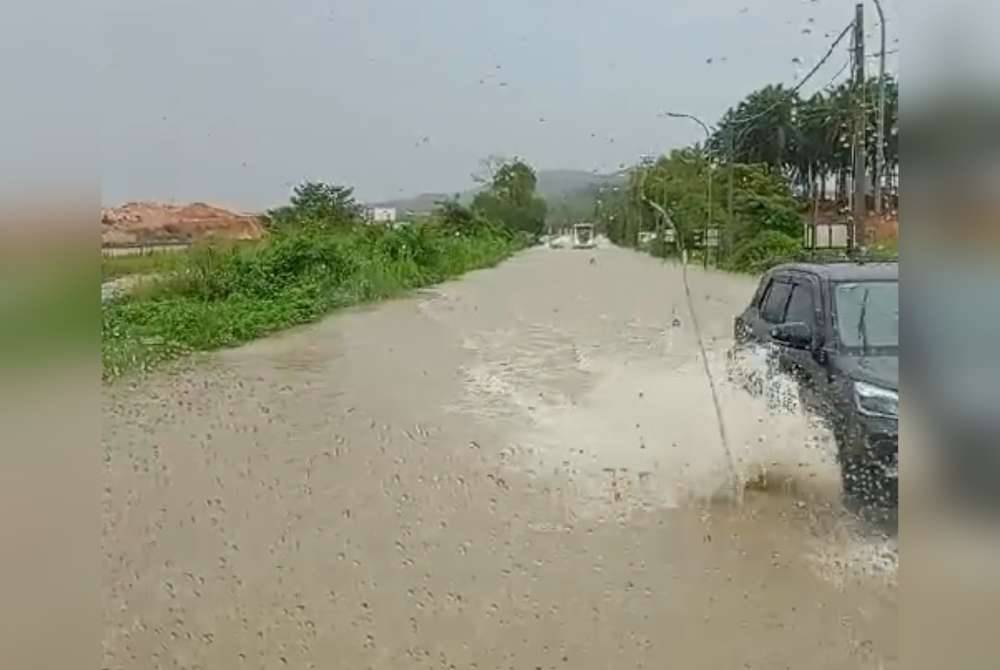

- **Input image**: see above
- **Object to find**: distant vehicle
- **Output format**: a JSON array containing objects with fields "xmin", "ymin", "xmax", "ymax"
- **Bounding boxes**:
[
  {"xmin": 727, "ymin": 262, "xmax": 899, "ymax": 506},
  {"xmin": 572, "ymin": 223, "xmax": 596, "ymax": 249}
]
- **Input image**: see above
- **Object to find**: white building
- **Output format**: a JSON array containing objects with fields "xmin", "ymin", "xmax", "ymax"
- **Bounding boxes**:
[{"xmin": 365, "ymin": 206, "xmax": 397, "ymax": 224}]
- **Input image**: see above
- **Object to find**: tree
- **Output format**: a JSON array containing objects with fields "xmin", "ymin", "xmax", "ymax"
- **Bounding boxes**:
[
  {"xmin": 471, "ymin": 158, "xmax": 548, "ymax": 238},
  {"xmin": 266, "ymin": 182, "xmax": 363, "ymax": 231},
  {"xmin": 630, "ymin": 149, "xmax": 715, "ymax": 249},
  {"xmin": 727, "ymin": 164, "xmax": 801, "ymax": 243},
  {"xmin": 713, "ymin": 85, "xmax": 798, "ymax": 171},
  {"xmin": 492, "ymin": 161, "xmax": 538, "ymax": 206},
  {"xmin": 709, "ymin": 75, "xmax": 899, "ymax": 208},
  {"xmin": 433, "ymin": 198, "xmax": 497, "ymax": 237},
  {"xmin": 595, "ymin": 149, "xmax": 799, "ymax": 256},
  {"xmin": 471, "ymin": 154, "xmax": 510, "ymax": 186}
]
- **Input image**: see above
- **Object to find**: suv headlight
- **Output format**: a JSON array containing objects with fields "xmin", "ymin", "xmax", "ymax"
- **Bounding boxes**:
[{"xmin": 854, "ymin": 381, "xmax": 899, "ymax": 418}]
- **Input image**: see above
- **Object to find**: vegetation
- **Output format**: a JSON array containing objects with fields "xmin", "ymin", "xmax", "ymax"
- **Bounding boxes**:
[
  {"xmin": 471, "ymin": 159, "xmax": 548, "ymax": 239},
  {"xmin": 710, "ymin": 77, "xmax": 899, "ymax": 204},
  {"xmin": 598, "ymin": 153, "xmax": 799, "ymax": 259},
  {"xmin": 594, "ymin": 75, "xmax": 899, "ymax": 273},
  {"xmin": 264, "ymin": 182, "xmax": 364, "ymax": 231},
  {"xmin": 725, "ymin": 230, "xmax": 802, "ymax": 274},
  {"xmin": 375, "ymin": 169, "xmax": 621, "ymax": 218},
  {"xmin": 102, "ymin": 239, "xmax": 261, "ymax": 280},
  {"xmin": 102, "ymin": 248, "xmax": 191, "ymax": 280},
  {"xmin": 103, "ymin": 166, "xmax": 541, "ymax": 380}
]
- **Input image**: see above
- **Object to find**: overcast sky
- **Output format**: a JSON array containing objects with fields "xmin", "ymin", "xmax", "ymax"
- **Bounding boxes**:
[{"xmin": 100, "ymin": 0, "xmax": 902, "ymax": 210}]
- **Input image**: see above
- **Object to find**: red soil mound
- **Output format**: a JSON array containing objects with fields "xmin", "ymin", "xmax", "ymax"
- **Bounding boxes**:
[{"xmin": 102, "ymin": 202, "xmax": 265, "ymax": 246}]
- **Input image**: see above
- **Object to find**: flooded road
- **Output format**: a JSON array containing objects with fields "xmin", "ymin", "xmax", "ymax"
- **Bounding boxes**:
[{"xmin": 103, "ymin": 245, "xmax": 897, "ymax": 669}]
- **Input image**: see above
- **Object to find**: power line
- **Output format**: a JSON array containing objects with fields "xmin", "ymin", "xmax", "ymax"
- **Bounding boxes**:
[
  {"xmin": 724, "ymin": 20, "xmax": 856, "ymax": 128},
  {"xmin": 822, "ymin": 57, "xmax": 852, "ymax": 92},
  {"xmin": 789, "ymin": 21, "xmax": 856, "ymax": 96},
  {"xmin": 868, "ymin": 48, "xmax": 899, "ymax": 58}
]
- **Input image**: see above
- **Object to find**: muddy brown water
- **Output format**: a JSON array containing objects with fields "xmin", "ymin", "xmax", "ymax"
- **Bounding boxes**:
[{"xmin": 103, "ymin": 245, "xmax": 897, "ymax": 669}]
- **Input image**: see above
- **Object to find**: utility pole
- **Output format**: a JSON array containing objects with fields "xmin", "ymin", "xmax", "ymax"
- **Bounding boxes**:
[
  {"xmin": 873, "ymin": 0, "xmax": 887, "ymax": 215},
  {"xmin": 851, "ymin": 3, "xmax": 867, "ymax": 251}
]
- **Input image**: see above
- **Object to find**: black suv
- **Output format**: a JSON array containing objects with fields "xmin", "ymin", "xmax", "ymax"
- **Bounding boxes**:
[{"xmin": 729, "ymin": 262, "xmax": 898, "ymax": 505}]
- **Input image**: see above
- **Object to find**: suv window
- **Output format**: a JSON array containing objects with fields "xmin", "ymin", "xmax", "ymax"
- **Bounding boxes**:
[
  {"xmin": 785, "ymin": 281, "xmax": 816, "ymax": 326},
  {"xmin": 762, "ymin": 280, "xmax": 792, "ymax": 323},
  {"xmin": 834, "ymin": 280, "xmax": 899, "ymax": 350}
]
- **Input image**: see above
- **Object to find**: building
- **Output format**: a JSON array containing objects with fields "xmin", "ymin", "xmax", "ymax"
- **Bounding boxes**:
[{"xmin": 365, "ymin": 206, "xmax": 397, "ymax": 224}]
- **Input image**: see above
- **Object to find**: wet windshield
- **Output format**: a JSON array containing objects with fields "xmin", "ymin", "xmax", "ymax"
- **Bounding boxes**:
[
  {"xmin": 834, "ymin": 281, "xmax": 899, "ymax": 351},
  {"xmin": 98, "ymin": 2, "xmax": 901, "ymax": 669}
]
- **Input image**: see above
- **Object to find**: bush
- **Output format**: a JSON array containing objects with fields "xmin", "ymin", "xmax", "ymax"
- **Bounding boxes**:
[
  {"xmin": 724, "ymin": 230, "xmax": 801, "ymax": 273},
  {"xmin": 646, "ymin": 236, "xmax": 679, "ymax": 260},
  {"xmin": 264, "ymin": 182, "xmax": 363, "ymax": 231}
]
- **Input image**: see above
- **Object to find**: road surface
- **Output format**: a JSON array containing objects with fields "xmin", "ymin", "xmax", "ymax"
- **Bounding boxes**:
[{"xmin": 102, "ymin": 244, "xmax": 898, "ymax": 669}]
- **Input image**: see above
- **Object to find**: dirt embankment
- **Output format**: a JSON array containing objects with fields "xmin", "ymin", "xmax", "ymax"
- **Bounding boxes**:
[
  {"xmin": 101, "ymin": 202, "xmax": 266, "ymax": 247},
  {"xmin": 866, "ymin": 212, "xmax": 898, "ymax": 243}
]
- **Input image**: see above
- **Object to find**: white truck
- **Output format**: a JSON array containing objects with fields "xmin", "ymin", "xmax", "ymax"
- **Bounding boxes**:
[{"xmin": 572, "ymin": 223, "xmax": 596, "ymax": 249}]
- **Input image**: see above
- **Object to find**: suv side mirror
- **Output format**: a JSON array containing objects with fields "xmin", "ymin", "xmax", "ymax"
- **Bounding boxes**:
[{"xmin": 770, "ymin": 322, "xmax": 813, "ymax": 349}]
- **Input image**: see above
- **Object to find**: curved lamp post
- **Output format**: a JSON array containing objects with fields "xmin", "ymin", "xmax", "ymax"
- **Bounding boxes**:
[{"xmin": 665, "ymin": 112, "xmax": 713, "ymax": 267}]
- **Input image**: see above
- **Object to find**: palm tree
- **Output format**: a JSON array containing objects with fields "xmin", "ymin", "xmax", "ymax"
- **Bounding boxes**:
[
  {"xmin": 719, "ymin": 85, "xmax": 799, "ymax": 172},
  {"xmin": 711, "ymin": 76, "xmax": 899, "ymax": 210}
]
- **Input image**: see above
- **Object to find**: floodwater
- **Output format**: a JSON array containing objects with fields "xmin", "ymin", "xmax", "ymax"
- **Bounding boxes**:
[{"xmin": 102, "ymin": 244, "xmax": 897, "ymax": 669}]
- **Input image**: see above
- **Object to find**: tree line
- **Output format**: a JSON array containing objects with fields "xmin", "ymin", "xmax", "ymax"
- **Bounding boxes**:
[
  {"xmin": 265, "ymin": 157, "xmax": 548, "ymax": 242},
  {"xmin": 597, "ymin": 75, "xmax": 899, "ymax": 271},
  {"xmin": 711, "ymin": 76, "xmax": 898, "ymax": 205}
]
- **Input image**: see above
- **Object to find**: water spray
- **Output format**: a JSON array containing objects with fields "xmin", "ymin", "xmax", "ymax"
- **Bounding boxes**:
[{"xmin": 644, "ymin": 197, "xmax": 742, "ymax": 503}]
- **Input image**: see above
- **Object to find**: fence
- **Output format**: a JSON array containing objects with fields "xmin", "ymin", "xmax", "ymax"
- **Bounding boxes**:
[{"xmin": 102, "ymin": 242, "xmax": 193, "ymax": 257}]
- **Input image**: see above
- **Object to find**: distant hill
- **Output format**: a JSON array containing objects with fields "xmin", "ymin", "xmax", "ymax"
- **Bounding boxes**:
[
  {"xmin": 375, "ymin": 169, "xmax": 624, "ymax": 216},
  {"xmin": 535, "ymin": 169, "xmax": 624, "ymax": 201},
  {"xmin": 371, "ymin": 192, "xmax": 456, "ymax": 215},
  {"xmin": 537, "ymin": 170, "xmax": 626, "ymax": 229}
]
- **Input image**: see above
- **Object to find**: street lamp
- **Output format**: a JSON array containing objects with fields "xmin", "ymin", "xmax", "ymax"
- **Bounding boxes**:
[{"xmin": 665, "ymin": 112, "xmax": 713, "ymax": 268}]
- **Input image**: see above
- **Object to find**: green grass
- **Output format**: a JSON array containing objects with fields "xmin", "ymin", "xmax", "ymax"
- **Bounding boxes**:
[
  {"xmin": 101, "ymin": 240, "xmax": 263, "ymax": 280},
  {"xmin": 870, "ymin": 236, "xmax": 898, "ymax": 255},
  {"xmin": 102, "ymin": 248, "xmax": 191, "ymax": 280},
  {"xmin": 102, "ymin": 225, "xmax": 522, "ymax": 380}
]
